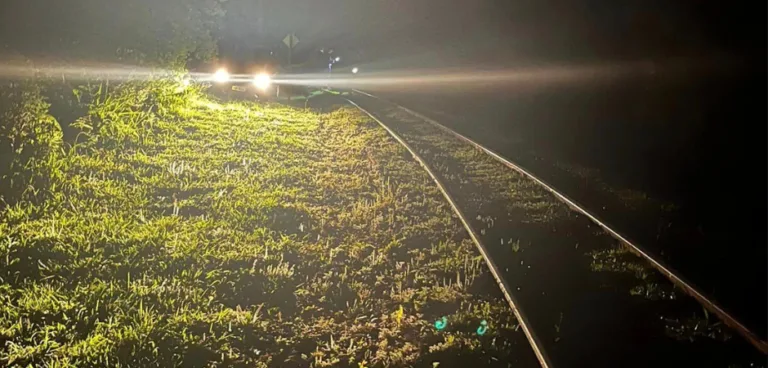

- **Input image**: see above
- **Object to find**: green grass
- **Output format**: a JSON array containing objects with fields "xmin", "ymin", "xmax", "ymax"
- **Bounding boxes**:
[
  {"xmin": 0, "ymin": 82, "xmax": 524, "ymax": 367},
  {"xmin": 384, "ymin": 108, "xmax": 565, "ymax": 224}
]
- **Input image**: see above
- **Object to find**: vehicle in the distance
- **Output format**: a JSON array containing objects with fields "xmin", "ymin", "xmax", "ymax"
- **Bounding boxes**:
[
  {"xmin": 186, "ymin": 48, "xmax": 278, "ymax": 100},
  {"xmin": 206, "ymin": 63, "xmax": 275, "ymax": 100}
]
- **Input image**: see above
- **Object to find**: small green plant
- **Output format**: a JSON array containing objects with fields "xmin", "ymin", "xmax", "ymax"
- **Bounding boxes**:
[{"xmin": 394, "ymin": 305, "xmax": 405, "ymax": 326}]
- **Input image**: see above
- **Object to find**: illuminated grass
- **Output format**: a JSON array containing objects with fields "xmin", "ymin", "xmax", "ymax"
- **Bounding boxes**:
[{"xmin": 0, "ymin": 83, "xmax": 525, "ymax": 367}]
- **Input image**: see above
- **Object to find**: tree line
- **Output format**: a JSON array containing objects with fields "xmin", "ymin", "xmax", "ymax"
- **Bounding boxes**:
[{"xmin": 0, "ymin": 0, "xmax": 228, "ymax": 68}]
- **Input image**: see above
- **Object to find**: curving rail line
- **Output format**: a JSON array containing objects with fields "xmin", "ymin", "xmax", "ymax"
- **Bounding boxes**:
[
  {"xmin": 346, "ymin": 89, "xmax": 768, "ymax": 358},
  {"xmin": 345, "ymin": 98, "xmax": 554, "ymax": 368}
]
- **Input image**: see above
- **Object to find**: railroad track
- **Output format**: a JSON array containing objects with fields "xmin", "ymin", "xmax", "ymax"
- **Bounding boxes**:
[{"xmin": 343, "ymin": 91, "xmax": 766, "ymax": 367}]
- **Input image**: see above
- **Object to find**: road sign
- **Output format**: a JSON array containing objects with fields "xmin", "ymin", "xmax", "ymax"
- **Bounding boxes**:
[
  {"xmin": 283, "ymin": 33, "xmax": 299, "ymax": 49},
  {"xmin": 283, "ymin": 33, "xmax": 299, "ymax": 67}
]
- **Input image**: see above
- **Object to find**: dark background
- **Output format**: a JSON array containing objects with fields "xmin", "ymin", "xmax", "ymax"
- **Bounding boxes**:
[{"xmin": 1, "ymin": 0, "xmax": 766, "ymax": 337}]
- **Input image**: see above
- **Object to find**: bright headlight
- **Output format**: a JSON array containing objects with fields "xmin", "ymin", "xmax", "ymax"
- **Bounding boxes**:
[
  {"xmin": 352, "ymin": 67, "xmax": 359, "ymax": 74},
  {"xmin": 253, "ymin": 73, "xmax": 272, "ymax": 91},
  {"xmin": 213, "ymin": 68, "xmax": 230, "ymax": 83}
]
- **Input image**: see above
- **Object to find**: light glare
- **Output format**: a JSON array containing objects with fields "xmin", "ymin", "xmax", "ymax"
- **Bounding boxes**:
[
  {"xmin": 213, "ymin": 68, "xmax": 230, "ymax": 83},
  {"xmin": 253, "ymin": 73, "xmax": 272, "ymax": 91}
]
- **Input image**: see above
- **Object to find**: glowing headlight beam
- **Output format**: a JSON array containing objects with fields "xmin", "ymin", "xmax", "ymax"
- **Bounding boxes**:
[
  {"xmin": 213, "ymin": 68, "xmax": 230, "ymax": 83},
  {"xmin": 0, "ymin": 57, "xmax": 735, "ymax": 91},
  {"xmin": 270, "ymin": 60, "xmax": 694, "ymax": 90},
  {"xmin": 270, "ymin": 56, "xmax": 738, "ymax": 91},
  {"xmin": 253, "ymin": 73, "xmax": 272, "ymax": 91},
  {"xmin": 0, "ymin": 62, "xmax": 167, "ymax": 82},
  {"xmin": 274, "ymin": 66, "xmax": 623, "ymax": 88}
]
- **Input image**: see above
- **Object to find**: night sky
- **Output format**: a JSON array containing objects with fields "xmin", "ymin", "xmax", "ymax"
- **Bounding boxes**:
[
  {"xmin": 216, "ymin": 0, "xmax": 764, "ymax": 68},
  {"xmin": 1, "ymin": 0, "xmax": 763, "ymax": 69}
]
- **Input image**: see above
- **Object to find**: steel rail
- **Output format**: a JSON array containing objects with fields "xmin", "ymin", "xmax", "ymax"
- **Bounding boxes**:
[
  {"xmin": 345, "ymin": 98, "xmax": 555, "ymax": 368},
  {"xmin": 350, "ymin": 89, "xmax": 768, "ymax": 355}
]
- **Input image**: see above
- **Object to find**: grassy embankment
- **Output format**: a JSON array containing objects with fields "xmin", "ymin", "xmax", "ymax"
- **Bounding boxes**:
[{"xmin": 0, "ymin": 80, "xmax": 529, "ymax": 367}]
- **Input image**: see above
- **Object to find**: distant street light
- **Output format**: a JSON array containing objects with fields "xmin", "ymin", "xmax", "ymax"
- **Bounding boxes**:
[{"xmin": 352, "ymin": 67, "xmax": 359, "ymax": 74}]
